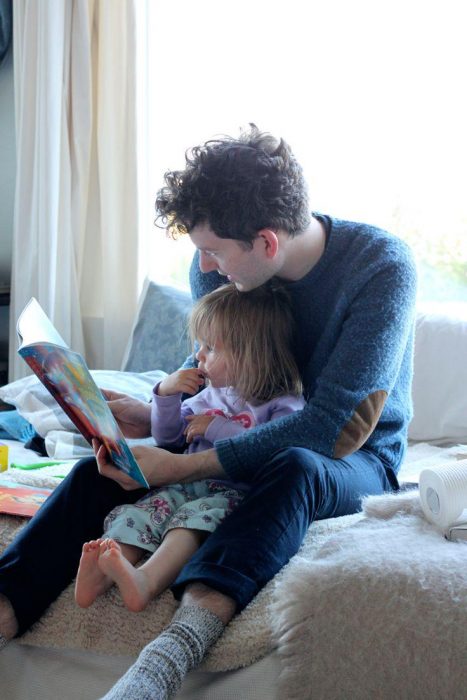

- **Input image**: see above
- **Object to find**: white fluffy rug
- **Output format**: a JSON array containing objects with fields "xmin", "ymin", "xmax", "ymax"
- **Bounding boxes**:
[
  {"xmin": 1, "ymin": 441, "xmax": 466, "ymax": 679},
  {"xmin": 0, "ymin": 510, "xmax": 360, "ymax": 672},
  {"xmin": 272, "ymin": 489, "xmax": 467, "ymax": 699}
]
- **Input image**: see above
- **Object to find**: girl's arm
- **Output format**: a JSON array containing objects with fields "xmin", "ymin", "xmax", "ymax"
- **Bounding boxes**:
[
  {"xmin": 151, "ymin": 389, "xmax": 187, "ymax": 447},
  {"xmin": 186, "ymin": 414, "xmax": 247, "ymax": 443},
  {"xmin": 151, "ymin": 370, "xmax": 201, "ymax": 447},
  {"xmin": 186, "ymin": 394, "xmax": 306, "ymax": 444},
  {"xmin": 151, "ymin": 368, "xmax": 204, "ymax": 446}
]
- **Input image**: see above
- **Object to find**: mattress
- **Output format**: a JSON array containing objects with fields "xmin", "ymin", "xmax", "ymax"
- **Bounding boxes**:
[
  {"xmin": 1, "ymin": 643, "xmax": 281, "ymax": 700},
  {"xmin": 1, "ymin": 439, "xmax": 465, "ymax": 700}
]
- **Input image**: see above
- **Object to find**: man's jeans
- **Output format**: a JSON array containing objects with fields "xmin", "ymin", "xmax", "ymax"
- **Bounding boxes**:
[{"xmin": 0, "ymin": 447, "xmax": 395, "ymax": 634}]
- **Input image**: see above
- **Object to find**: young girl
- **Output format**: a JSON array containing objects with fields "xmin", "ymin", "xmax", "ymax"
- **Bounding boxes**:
[{"xmin": 75, "ymin": 283, "xmax": 305, "ymax": 612}]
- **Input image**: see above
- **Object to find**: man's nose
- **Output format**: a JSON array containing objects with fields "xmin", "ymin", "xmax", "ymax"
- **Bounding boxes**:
[{"xmin": 199, "ymin": 251, "xmax": 218, "ymax": 273}]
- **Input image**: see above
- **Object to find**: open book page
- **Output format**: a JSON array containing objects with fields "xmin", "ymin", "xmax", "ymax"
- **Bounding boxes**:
[
  {"xmin": 0, "ymin": 478, "xmax": 53, "ymax": 517},
  {"xmin": 17, "ymin": 297, "xmax": 67, "ymax": 348},
  {"xmin": 17, "ymin": 298, "xmax": 149, "ymax": 488}
]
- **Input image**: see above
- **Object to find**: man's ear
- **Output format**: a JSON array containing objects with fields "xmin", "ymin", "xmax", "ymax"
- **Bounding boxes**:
[{"xmin": 257, "ymin": 228, "xmax": 279, "ymax": 258}]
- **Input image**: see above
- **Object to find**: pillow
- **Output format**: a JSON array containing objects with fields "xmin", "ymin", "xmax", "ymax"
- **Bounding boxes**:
[
  {"xmin": 0, "ymin": 369, "xmax": 166, "ymax": 458},
  {"xmin": 0, "ymin": 409, "xmax": 36, "ymax": 442},
  {"xmin": 409, "ymin": 312, "xmax": 467, "ymax": 443},
  {"xmin": 121, "ymin": 280, "xmax": 193, "ymax": 374}
]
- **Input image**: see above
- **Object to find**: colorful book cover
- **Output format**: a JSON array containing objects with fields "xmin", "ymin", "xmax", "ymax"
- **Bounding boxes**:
[
  {"xmin": 17, "ymin": 298, "xmax": 149, "ymax": 488},
  {"xmin": 0, "ymin": 481, "xmax": 53, "ymax": 517}
]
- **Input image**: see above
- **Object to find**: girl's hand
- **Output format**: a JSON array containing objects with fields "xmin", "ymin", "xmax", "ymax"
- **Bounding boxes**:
[
  {"xmin": 184, "ymin": 414, "xmax": 215, "ymax": 443},
  {"xmin": 157, "ymin": 369, "xmax": 205, "ymax": 397},
  {"xmin": 101, "ymin": 389, "xmax": 152, "ymax": 438}
]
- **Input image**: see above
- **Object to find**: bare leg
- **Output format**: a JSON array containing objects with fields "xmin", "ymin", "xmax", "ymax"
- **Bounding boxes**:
[
  {"xmin": 0, "ymin": 593, "xmax": 18, "ymax": 642},
  {"xmin": 98, "ymin": 528, "xmax": 206, "ymax": 612},
  {"xmin": 75, "ymin": 538, "xmax": 143, "ymax": 608},
  {"xmin": 180, "ymin": 581, "xmax": 236, "ymax": 624}
]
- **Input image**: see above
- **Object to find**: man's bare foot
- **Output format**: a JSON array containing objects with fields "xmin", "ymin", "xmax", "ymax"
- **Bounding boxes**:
[
  {"xmin": 98, "ymin": 540, "xmax": 153, "ymax": 612},
  {"xmin": 75, "ymin": 539, "xmax": 113, "ymax": 608},
  {"xmin": 0, "ymin": 593, "xmax": 18, "ymax": 642}
]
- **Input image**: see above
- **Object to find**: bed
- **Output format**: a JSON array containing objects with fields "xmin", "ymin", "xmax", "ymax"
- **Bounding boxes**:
[{"xmin": 1, "ymin": 281, "xmax": 467, "ymax": 699}]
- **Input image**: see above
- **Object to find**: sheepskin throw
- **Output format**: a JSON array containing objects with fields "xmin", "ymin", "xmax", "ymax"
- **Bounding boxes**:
[
  {"xmin": 272, "ymin": 490, "xmax": 467, "ymax": 700},
  {"xmin": 2, "ymin": 442, "xmax": 467, "ymax": 684},
  {"xmin": 0, "ymin": 510, "xmax": 360, "ymax": 672}
]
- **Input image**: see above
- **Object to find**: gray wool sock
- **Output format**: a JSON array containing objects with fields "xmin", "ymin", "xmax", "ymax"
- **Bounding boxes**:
[
  {"xmin": 0, "ymin": 633, "xmax": 9, "ymax": 651},
  {"xmin": 100, "ymin": 605, "xmax": 225, "ymax": 700}
]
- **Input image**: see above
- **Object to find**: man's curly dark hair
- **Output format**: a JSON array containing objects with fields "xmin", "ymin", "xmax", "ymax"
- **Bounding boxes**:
[{"xmin": 155, "ymin": 124, "xmax": 310, "ymax": 246}]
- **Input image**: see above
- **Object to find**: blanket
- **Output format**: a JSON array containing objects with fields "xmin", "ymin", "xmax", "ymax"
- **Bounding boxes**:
[
  {"xmin": 0, "ymin": 511, "xmax": 360, "ymax": 672},
  {"xmin": 1, "ymin": 442, "xmax": 466, "ymax": 677},
  {"xmin": 272, "ymin": 490, "xmax": 467, "ymax": 700}
]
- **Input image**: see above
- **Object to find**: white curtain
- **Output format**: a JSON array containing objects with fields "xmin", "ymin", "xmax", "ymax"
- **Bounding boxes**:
[{"xmin": 10, "ymin": 0, "xmax": 140, "ymax": 381}]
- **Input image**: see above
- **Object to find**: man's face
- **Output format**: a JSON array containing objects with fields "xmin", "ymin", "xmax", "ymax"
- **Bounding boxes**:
[{"xmin": 189, "ymin": 223, "xmax": 276, "ymax": 292}]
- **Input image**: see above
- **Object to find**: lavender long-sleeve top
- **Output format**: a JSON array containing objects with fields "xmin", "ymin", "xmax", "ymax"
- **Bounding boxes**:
[{"xmin": 151, "ymin": 383, "xmax": 305, "ymax": 456}]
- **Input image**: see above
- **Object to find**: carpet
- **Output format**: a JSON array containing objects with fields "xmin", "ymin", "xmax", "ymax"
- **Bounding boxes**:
[
  {"xmin": 272, "ymin": 489, "xmax": 467, "ymax": 699},
  {"xmin": 1, "ymin": 442, "xmax": 466, "ymax": 676}
]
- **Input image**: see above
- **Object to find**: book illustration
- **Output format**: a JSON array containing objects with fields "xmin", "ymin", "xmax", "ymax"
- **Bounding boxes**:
[
  {"xmin": 0, "ymin": 481, "xmax": 53, "ymax": 518},
  {"xmin": 17, "ymin": 298, "xmax": 149, "ymax": 489}
]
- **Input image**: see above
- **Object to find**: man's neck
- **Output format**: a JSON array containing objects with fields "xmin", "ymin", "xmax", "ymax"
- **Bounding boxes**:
[{"xmin": 277, "ymin": 216, "xmax": 327, "ymax": 282}]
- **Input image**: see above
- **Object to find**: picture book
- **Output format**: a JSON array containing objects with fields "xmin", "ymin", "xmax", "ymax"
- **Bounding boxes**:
[
  {"xmin": 17, "ymin": 298, "xmax": 149, "ymax": 488},
  {"xmin": 0, "ymin": 480, "xmax": 53, "ymax": 517}
]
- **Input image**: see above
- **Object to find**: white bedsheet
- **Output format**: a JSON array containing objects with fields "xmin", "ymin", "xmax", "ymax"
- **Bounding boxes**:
[
  {"xmin": 1, "ymin": 440, "xmax": 466, "ymax": 700},
  {"xmin": 1, "ymin": 643, "xmax": 281, "ymax": 700}
]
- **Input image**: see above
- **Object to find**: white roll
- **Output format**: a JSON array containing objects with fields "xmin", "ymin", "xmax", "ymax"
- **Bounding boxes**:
[{"xmin": 419, "ymin": 462, "xmax": 467, "ymax": 530}]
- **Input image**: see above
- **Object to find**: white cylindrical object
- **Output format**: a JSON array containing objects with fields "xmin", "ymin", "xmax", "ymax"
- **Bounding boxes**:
[{"xmin": 419, "ymin": 463, "xmax": 467, "ymax": 529}]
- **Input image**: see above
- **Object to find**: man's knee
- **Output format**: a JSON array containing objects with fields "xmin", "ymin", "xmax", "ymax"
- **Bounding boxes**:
[
  {"xmin": 69, "ymin": 456, "xmax": 97, "ymax": 481},
  {"xmin": 265, "ymin": 446, "xmax": 326, "ymax": 490}
]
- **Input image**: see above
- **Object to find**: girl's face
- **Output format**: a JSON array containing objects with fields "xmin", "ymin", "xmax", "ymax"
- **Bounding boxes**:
[{"xmin": 195, "ymin": 337, "xmax": 231, "ymax": 388}]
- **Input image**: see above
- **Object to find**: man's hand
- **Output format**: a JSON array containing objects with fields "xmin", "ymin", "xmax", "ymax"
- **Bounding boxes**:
[
  {"xmin": 94, "ymin": 440, "xmax": 175, "ymax": 490},
  {"xmin": 157, "ymin": 368, "xmax": 205, "ymax": 397},
  {"xmin": 184, "ymin": 414, "xmax": 215, "ymax": 443},
  {"xmin": 93, "ymin": 440, "xmax": 225, "ymax": 489},
  {"xmin": 93, "ymin": 439, "xmax": 146, "ymax": 491},
  {"xmin": 101, "ymin": 389, "xmax": 152, "ymax": 438}
]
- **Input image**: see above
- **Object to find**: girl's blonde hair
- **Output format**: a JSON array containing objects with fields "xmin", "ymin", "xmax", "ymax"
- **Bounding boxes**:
[{"xmin": 189, "ymin": 283, "xmax": 303, "ymax": 403}]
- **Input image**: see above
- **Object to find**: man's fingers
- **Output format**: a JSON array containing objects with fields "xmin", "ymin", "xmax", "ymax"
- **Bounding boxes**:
[{"xmin": 101, "ymin": 389, "xmax": 124, "ymax": 401}]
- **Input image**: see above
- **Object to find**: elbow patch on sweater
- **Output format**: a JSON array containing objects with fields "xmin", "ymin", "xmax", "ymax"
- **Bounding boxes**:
[{"xmin": 333, "ymin": 390, "xmax": 387, "ymax": 459}]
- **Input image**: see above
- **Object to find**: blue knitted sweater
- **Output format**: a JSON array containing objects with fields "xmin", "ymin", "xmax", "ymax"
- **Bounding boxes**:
[{"xmin": 189, "ymin": 215, "xmax": 417, "ymax": 483}]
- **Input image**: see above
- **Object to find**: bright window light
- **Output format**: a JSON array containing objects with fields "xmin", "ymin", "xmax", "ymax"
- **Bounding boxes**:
[{"xmin": 136, "ymin": 0, "xmax": 467, "ymax": 313}]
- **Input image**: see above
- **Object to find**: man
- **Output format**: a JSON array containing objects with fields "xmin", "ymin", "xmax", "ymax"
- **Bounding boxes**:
[{"xmin": 0, "ymin": 125, "xmax": 417, "ymax": 699}]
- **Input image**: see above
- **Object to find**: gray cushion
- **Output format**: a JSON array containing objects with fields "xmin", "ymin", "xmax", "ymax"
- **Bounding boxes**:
[{"xmin": 122, "ymin": 281, "xmax": 193, "ymax": 374}]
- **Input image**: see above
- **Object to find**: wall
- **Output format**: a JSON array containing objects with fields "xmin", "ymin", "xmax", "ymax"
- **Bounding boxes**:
[
  {"xmin": 0, "ymin": 44, "xmax": 15, "ymax": 382},
  {"xmin": 0, "ymin": 45, "xmax": 14, "ymax": 286}
]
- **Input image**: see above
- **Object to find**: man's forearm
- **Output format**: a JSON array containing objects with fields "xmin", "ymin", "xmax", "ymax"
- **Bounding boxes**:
[
  {"xmin": 141, "ymin": 447, "xmax": 227, "ymax": 489},
  {"xmin": 177, "ymin": 448, "xmax": 226, "ymax": 483}
]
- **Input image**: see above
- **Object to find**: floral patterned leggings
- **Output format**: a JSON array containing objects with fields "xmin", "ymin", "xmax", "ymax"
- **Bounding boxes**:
[{"xmin": 103, "ymin": 479, "xmax": 246, "ymax": 552}]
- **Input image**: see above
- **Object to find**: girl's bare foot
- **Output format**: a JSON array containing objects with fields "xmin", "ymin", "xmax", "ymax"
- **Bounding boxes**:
[
  {"xmin": 75, "ymin": 539, "xmax": 113, "ymax": 608},
  {"xmin": 98, "ymin": 540, "xmax": 153, "ymax": 612}
]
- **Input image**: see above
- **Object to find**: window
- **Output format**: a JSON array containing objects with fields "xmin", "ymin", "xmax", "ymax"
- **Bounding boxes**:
[{"xmin": 137, "ymin": 0, "xmax": 467, "ymax": 313}]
